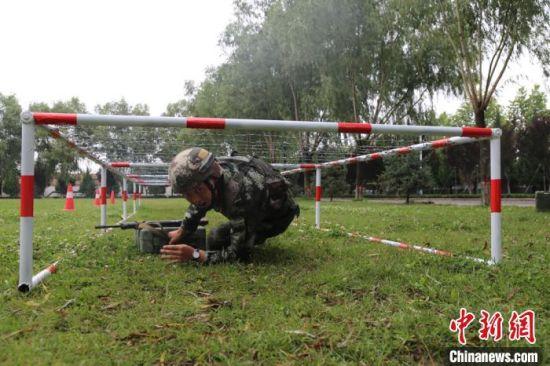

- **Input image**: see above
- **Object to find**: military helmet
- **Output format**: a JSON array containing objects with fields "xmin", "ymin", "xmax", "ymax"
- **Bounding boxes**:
[{"xmin": 169, "ymin": 147, "xmax": 216, "ymax": 192}]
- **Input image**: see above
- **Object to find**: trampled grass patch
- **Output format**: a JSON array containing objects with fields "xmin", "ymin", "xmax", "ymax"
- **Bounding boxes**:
[{"xmin": 0, "ymin": 198, "xmax": 548, "ymax": 364}]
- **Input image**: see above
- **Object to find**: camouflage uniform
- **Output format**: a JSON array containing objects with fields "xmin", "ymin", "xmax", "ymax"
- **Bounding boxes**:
[{"xmin": 180, "ymin": 156, "xmax": 299, "ymax": 264}]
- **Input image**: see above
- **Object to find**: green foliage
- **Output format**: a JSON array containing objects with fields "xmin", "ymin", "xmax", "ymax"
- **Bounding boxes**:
[
  {"xmin": 426, "ymin": 150, "xmax": 455, "ymax": 194},
  {"xmin": 182, "ymin": 0, "xmax": 460, "ymax": 173},
  {"xmin": 93, "ymin": 98, "xmax": 157, "ymax": 164},
  {"xmin": 322, "ymin": 166, "xmax": 351, "ymax": 197},
  {"xmin": 79, "ymin": 169, "xmax": 96, "ymax": 198},
  {"xmin": 29, "ymin": 98, "xmax": 88, "ymax": 196},
  {"xmin": 506, "ymin": 86, "xmax": 549, "ymax": 191},
  {"xmin": 516, "ymin": 116, "xmax": 550, "ymax": 192},
  {"xmin": 0, "ymin": 198, "xmax": 548, "ymax": 364},
  {"xmin": 378, "ymin": 154, "xmax": 434, "ymax": 203},
  {"xmin": 424, "ymin": 0, "xmax": 550, "ymax": 126},
  {"xmin": 95, "ymin": 98, "xmax": 149, "ymax": 116},
  {"xmin": 55, "ymin": 172, "xmax": 73, "ymax": 195},
  {"xmin": 163, "ymin": 99, "xmax": 190, "ymax": 117},
  {"xmin": 507, "ymin": 85, "xmax": 548, "ymax": 129},
  {"xmin": 2, "ymin": 169, "xmax": 19, "ymax": 197},
  {"xmin": 0, "ymin": 94, "xmax": 22, "ymax": 196}
]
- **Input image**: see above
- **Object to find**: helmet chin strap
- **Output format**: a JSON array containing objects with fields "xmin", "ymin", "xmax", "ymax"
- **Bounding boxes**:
[
  {"xmin": 203, "ymin": 177, "xmax": 218, "ymax": 208},
  {"xmin": 203, "ymin": 163, "xmax": 223, "ymax": 208}
]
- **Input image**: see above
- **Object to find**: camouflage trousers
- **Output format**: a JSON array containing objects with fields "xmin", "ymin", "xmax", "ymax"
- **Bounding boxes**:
[{"xmin": 205, "ymin": 199, "xmax": 299, "ymax": 252}]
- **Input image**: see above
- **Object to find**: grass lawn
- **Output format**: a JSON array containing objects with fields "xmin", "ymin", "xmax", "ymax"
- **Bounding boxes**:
[{"xmin": 0, "ymin": 197, "xmax": 548, "ymax": 365}]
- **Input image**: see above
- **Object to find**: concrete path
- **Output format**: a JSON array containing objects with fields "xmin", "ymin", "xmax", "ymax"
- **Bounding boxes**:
[{"xmin": 363, "ymin": 197, "xmax": 535, "ymax": 207}]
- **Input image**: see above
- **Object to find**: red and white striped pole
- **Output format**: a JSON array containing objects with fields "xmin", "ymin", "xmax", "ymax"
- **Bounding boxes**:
[
  {"xmin": 490, "ymin": 135, "xmax": 502, "ymax": 263},
  {"xmin": 122, "ymin": 177, "xmax": 128, "ymax": 221},
  {"xmin": 31, "ymin": 261, "xmax": 59, "ymax": 288},
  {"xmin": 271, "ymin": 163, "xmax": 302, "ymax": 170},
  {"xmin": 110, "ymin": 162, "xmax": 169, "ymax": 168},
  {"xmin": 281, "ymin": 136, "xmax": 487, "ymax": 176},
  {"xmin": 132, "ymin": 182, "xmax": 137, "ymax": 214},
  {"xmin": 19, "ymin": 112, "xmax": 35, "ymax": 292},
  {"xmin": 18, "ymin": 112, "xmax": 59, "ymax": 292},
  {"xmin": 315, "ymin": 167, "xmax": 322, "ymax": 229},
  {"xmin": 30, "ymin": 112, "xmax": 497, "ymax": 138},
  {"xmin": 100, "ymin": 168, "xmax": 107, "ymax": 228},
  {"xmin": 127, "ymin": 174, "xmax": 169, "ymax": 179},
  {"xmin": 330, "ymin": 229, "xmax": 492, "ymax": 265}
]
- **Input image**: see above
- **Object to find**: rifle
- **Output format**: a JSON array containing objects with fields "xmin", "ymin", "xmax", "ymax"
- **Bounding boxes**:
[
  {"xmin": 95, "ymin": 219, "xmax": 208, "ymax": 230},
  {"xmin": 95, "ymin": 219, "xmax": 208, "ymax": 253}
]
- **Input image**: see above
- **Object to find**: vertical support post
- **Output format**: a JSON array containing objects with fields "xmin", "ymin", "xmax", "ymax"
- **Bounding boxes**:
[
  {"xmin": 18, "ymin": 112, "xmax": 35, "ymax": 292},
  {"xmin": 315, "ymin": 167, "xmax": 322, "ymax": 229},
  {"xmin": 133, "ymin": 182, "xmax": 137, "ymax": 214},
  {"xmin": 490, "ymin": 135, "xmax": 502, "ymax": 264},
  {"xmin": 419, "ymin": 135, "xmax": 424, "ymax": 196},
  {"xmin": 122, "ymin": 177, "xmax": 128, "ymax": 221},
  {"xmin": 138, "ymin": 185, "xmax": 142, "ymax": 207},
  {"xmin": 100, "ymin": 168, "xmax": 107, "ymax": 228}
]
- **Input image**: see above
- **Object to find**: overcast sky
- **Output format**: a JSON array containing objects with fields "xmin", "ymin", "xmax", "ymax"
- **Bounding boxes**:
[{"xmin": 1, "ymin": 0, "xmax": 548, "ymax": 117}]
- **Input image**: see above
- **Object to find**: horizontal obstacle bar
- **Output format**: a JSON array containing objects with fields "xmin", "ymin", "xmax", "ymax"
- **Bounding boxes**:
[
  {"xmin": 24, "ymin": 112, "xmax": 499, "ymax": 137},
  {"xmin": 281, "ymin": 136, "xmax": 488, "ymax": 175},
  {"xmin": 313, "ymin": 226, "xmax": 493, "ymax": 265}
]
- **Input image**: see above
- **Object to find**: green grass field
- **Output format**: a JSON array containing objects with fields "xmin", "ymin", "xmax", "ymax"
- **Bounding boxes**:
[{"xmin": 0, "ymin": 198, "xmax": 548, "ymax": 365}]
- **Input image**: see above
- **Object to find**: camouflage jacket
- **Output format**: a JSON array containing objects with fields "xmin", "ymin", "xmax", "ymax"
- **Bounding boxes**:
[{"xmin": 181, "ymin": 156, "xmax": 294, "ymax": 264}]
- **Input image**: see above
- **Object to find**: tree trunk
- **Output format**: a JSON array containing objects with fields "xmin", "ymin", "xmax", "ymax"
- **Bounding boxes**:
[
  {"xmin": 475, "ymin": 108, "xmax": 490, "ymax": 205},
  {"xmin": 355, "ymin": 162, "xmax": 362, "ymax": 200}
]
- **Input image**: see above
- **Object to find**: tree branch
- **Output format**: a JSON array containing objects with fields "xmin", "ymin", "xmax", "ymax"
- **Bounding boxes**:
[
  {"xmin": 484, "ymin": 30, "xmax": 508, "ymax": 101},
  {"xmin": 454, "ymin": 1, "xmax": 479, "ymax": 105},
  {"xmin": 478, "ymin": 3, "xmax": 483, "ymax": 101},
  {"xmin": 484, "ymin": 42, "xmax": 516, "ymax": 106},
  {"xmin": 445, "ymin": 30, "xmax": 476, "ymax": 106},
  {"xmin": 390, "ymin": 88, "xmax": 429, "ymax": 125},
  {"xmin": 380, "ymin": 91, "xmax": 410, "ymax": 123}
]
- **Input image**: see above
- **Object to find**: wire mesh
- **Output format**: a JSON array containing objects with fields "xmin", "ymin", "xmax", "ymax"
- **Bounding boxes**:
[{"xmin": 50, "ymin": 124, "xmax": 429, "ymax": 169}]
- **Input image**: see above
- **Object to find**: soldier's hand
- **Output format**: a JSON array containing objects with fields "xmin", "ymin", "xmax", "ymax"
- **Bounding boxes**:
[
  {"xmin": 168, "ymin": 228, "xmax": 185, "ymax": 245},
  {"xmin": 160, "ymin": 244, "xmax": 204, "ymax": 263}
]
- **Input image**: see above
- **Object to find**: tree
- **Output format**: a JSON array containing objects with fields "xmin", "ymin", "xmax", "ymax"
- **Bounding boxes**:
[
  {"xmin": 322, "ymin": 166, "xmax": 350, "ymax": 199},
  {"xmin": 378, "ymin": 154, "xmax": 434, "ymax": 204},
  {"xmin": 426, "ymin": 0, "xmax": 550, "ymax": 202},
  {"xmin": 0, "ymin": 94, "xmax": 22, "ymax": 196},
  {"xmin": 30, "ymin": 98, "xmax": 87, "ymax": 196},
  {"xmin": 507, "ymin": 86, "xmax": 549, "ymax": 191},
  {"xmin": 516, "ymin": 115, "xmax": 550, "ymax": 192},
  {"xmin": 427, "ymin": 150, "xmax": 455, "ymax": 194},
  {"xmin": 55, "ymin": 173, "xmax": 74, "ymax": 195},
  {"xmin": 79, "ymin": 169, "xmax": 96, "ymax": 198},
  {"xmin": 443, "ymin": 100, "xmax": 508, "ymax": 193},
  {"xmin": 3, "ymin": 168, "xmax": 20, "ymax": 197},
  {"xmin": 93, "ymin": 98, "xmax": 153, "ymax": 166},
  {"xmin": 507, "ymin": 86, "xmax": 548, "ymax": 130},
  {"xmin": 187, "ymin": 0, "xmax": 456, "ymax": 197}
]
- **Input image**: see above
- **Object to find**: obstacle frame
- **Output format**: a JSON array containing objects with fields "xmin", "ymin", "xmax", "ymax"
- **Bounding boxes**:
[{"xmin": 18, "ymin": 112, "xmax": 501, "ymax": 292}]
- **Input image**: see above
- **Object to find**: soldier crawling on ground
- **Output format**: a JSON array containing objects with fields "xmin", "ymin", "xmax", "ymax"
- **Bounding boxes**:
[{"xmin": 160, "ymin": 147, "xmax": 300, "ymax": 264}]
